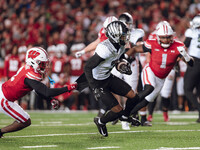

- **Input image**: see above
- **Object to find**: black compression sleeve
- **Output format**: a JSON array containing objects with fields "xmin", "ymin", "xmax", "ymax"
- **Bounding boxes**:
[
  {"xmin": 143, "ymin": 44, "xmax": 151, "ymax": 53},
  {"xmin": 84, "ymin": 53, "xmax": 105, "ymax": 89},
  {"xmin": 183, "ymin": 37, "xmax": 192, "ymax": 48},
  {"xmin": 137, "ymin": 37, "xmax": 143, "ymax": 43},
  {"xmin": 24, "ymin": 78, "xmax": 68, "ymax": 99}
]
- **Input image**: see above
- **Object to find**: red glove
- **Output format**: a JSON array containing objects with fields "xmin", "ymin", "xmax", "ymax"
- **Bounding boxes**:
[
  {"xmin": 51, "ymin": 99, "xmax": 60, "ymax": 110},
  {"xmin": 67, "ymin": 82, "xmax": 77, "ymax": 92}
]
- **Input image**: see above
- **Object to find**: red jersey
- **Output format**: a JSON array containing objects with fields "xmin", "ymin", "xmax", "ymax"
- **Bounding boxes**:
[
  {"xmin": 68, "ymin": 56, "xmax": 84, "ymax": 76},
  {"xmin": 2, "ymin": 65, "xmax": 42, "ymax": 102},
  {"xmin": 144, "ymin": 39, "xmax": 184, "ymax": 78},
  {"xmin": 51, "ymin": 56, "xmax": 67, "ymax": 74},
  {"xmin": 4, "ymin": 54, "xmax": 21, "ymax": 79},
  {"xmin": 98, "ymin": 27, "xmax": 107, "ymax": 42}
]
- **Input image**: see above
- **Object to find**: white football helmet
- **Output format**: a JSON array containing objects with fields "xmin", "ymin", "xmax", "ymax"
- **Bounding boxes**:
[
  {"xmin": 119, "ymin": 12, "xmax": 133, "ymax": 30},
  {"xmin": 156, "ymin": 21, "xmax": 170, "ymax": 30},
  {"xmin": 26, "ymin": 47, "xmax": 49, "ymax": 75},
  {"xmin": 156, "ymin": 23, "xmax": 174, "ymax": 48},
  {"xmin": 103, "ymin": 16, "xmax": 118, "ymax": 28},
  {"xmin": 106, "ymin": 21, "xmax": 130, "ymax": 46},
  {"xmin": 190, "ymin": 14, "xmax": 200, "ymax": 29}
]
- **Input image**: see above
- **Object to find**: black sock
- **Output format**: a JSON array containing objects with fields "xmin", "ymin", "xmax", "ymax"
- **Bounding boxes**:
[
  {"xmin": 161, "ymin": 97, "xmax": 170, "ymax": 112},
  {"xmin": 141, "ymin": 115, "xmax": 147, "ymax": 124},
  {"xmin": 0, "ymin": 129, "xmax": 3, "ymax": 136},
  {"xmin": 100, "ymin": 110, "xmax": 123, "ymax": 124},
  {"xmin": 123, "ymin": 94, "xmax": 140, "ymax": 117},
  {"xmin": 148, "ymin": 99, "xmax": 157, "ymax": 115}
]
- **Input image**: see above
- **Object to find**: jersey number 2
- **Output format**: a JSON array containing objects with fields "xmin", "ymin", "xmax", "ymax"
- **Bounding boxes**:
[{"xmin": 160, "ymin": 54, "xmax": 167, "ymax": 68}]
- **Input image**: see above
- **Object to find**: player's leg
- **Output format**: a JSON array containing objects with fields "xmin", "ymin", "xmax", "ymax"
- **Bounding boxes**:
[
  {"xmin": 177, "ymin": 76, "xmax": 185, "ymax": 111},
  {"xmin": 160, "ymin": 69, "xmax": 175, "ymax": 122},
  {"xmin": 108, "ymin": 75, "xmax": 140, "ymax": 126},
  {"xmin": 130, "ymin": 65, "xmax": 165, "ymax": 116},
  {"xmin": 121, "ymin": 60, "xmax": 139, "ymax": 129},
  {"xmin": 0, "ymin": 99, "xmax": 31, "ymax": 137},
  {"xmin": 94, "ymin": 90, "xmax": 123, "ymax": 137},
  {"xmin": 184, "ymin": 63, "xmax": 200, "ymax": 122},
  {"xmin": 147, "ymin": 99, "xmax": 157, "ymax": 122}
]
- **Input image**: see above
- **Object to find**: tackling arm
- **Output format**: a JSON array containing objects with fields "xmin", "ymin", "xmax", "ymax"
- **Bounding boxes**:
[
  {"xmin": 125, "ymin": 44, "xmax": 145, "ymax": 57},
  {"xmin": 24, "ymin": 78, "xmax": 77, "ymax": 99},
  {"xmin": 75, "ymin": 38, "xmax": 101, "ymax": 58}
]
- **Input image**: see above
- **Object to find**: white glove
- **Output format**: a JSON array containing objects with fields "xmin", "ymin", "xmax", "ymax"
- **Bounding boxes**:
[
  {"xmin": 177, "ymin": 46, "xmax": 191, "ymax": 62},
  {"xmin": 75, "ymin": 50, "xmax": 85, "ymax": 58}
]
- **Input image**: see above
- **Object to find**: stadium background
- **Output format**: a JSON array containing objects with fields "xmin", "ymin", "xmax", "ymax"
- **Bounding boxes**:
[{"xmin": 0, "ymin": 0, "xmax": 199, "ymax": 111}]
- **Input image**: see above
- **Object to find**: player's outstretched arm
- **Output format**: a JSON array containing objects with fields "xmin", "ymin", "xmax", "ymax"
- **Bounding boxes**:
[
  {"xmin": 24, "ymin": 78, "xmax": 77, "ymax": 99},
  {"xmin": 177, "ymin": 46, "xmax": 194, "ymax": 67},
  {"xmin": 125, "ymin": 44, "xmax": 144, "ymax": 57},
  {"xmin": 75, "ymin": 38, "xmax": 101, "ymax": 58}
]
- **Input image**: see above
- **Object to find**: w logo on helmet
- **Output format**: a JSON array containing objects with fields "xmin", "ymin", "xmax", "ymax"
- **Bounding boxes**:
[{"xmin": 28, "ymin": 50, "xmax": 40, "ymax": 59}]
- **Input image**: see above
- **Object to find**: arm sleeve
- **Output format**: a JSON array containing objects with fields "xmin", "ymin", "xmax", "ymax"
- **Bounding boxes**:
[
  {"xmin": 84, "ymin": 53, "xmax": 105, "ymax": 89},
  {"xmin": 183, "ymin": 37, "xmax": 192, "ymax": 48},
  {"xmin": 24, "ymin": 78, "xmax": 69, "ymax": 100},
  {"xmin": 143, "ymin": 44, "xmax": 151, "ymax": 53},
  {"xmin": 136, "ymin": 37, "xmax": 143, "ymax": 43}
]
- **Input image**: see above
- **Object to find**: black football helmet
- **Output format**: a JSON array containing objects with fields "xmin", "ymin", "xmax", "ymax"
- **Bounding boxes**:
[
  {"xmin": 106, "ymin": 21, "xmax": 130, "ymax": 46},
  {"xmin": 119, "ymin": 12, "xmax": 133, "ymax": 30}
]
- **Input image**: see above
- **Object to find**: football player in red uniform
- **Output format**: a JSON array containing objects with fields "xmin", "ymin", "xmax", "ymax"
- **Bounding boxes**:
[
  {"xmin": 4, "ymin": 46, "xmax": 21, "ymax": 81},
  {"xmin": 50, "ymin": 45, "xmax": 68, "ymax": 83},
  {"xmin": 147, "ymin": 21, "xmax": 177, "ymax": 122},
  {"xmin": 0, "ymin": 47, "xmax": 77, "ymax": 138},
  {"xmin": 127, "ymin": 23, "xmax": 194, "ymax": 116}
]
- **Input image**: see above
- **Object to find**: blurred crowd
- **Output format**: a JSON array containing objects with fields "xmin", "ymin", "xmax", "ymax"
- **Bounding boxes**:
[{"xmin": 0, "ymin": 0, "xmax": 200, "ymax": 111}]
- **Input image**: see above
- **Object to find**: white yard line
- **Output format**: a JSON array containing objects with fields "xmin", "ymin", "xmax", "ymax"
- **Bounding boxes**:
[
  {"xmin": 20, "ymin": 145, "xmax": 58, "ymax": 148},
  {"xmin": 144, "ymin": 147, "xmax": 200, "ymax": 150},
  {"xmin": 6, "ymin": 129, "xmax": 200, "ymax": 138},
  {"xmin": 86, "ymin": 146, "xmax": 120, "ymax": 149}
]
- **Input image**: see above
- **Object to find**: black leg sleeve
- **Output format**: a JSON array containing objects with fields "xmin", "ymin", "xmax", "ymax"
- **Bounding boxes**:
[
  {"xmin": 123, "ymin": 94, "xmax": 140, "ymax": 117},
  {"xmin": 130, "ymin": 99, "xmax": 149, "ymax": 115},
  {"xmin": 100, "ymin": 110, "xmax": 123, "ymax": 124},
  {"xmin": 138, "ymin": 85, "xmax": 154, "ymax": 100}
]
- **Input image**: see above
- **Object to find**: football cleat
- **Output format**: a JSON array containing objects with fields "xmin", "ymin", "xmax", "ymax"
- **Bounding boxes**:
[
  {"xmin": 94, "ymin": 117, "xmax": 108, "ymax": 137},
  {"xmin": 147, "ymin": 115, "xmax": 153, "ymax": 122},
  {"xmin": 120, "ymin": 116, "xmax": 141, "ymax": 126},
  {"xmin": 163, "ymin": 112, "xmax": 170, "ymax": 122},
  {"xmin": 141, "ymin": 121, "xmax": 152, "ymax": 127},
  {"xmin": 121, "ymin": 121, "xmax": 130, "ymax": 130}
]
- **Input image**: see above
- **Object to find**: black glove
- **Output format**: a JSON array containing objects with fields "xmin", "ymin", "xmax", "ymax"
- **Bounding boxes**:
[
  {"xmin": 92, "ymin": 88, "xmax": 105, "ymax": 101},
  {"xmin": 115, "ymin": 59, "xmax": 132, "ymax": 75}
]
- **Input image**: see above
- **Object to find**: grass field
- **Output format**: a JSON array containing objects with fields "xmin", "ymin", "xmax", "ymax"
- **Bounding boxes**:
[{"xmin": 0, "ymin": 110, "xmax": 200, "ymax": 150}]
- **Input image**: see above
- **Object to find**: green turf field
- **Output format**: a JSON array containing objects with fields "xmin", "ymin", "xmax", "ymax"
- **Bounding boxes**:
[{"xmin": 0, "ymin": 111, "xmax": 200, "ymax": 150}]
